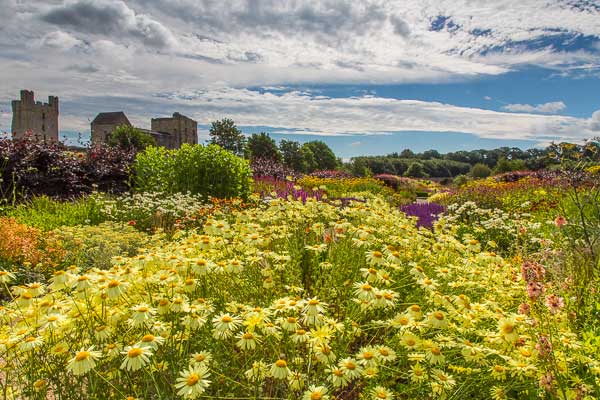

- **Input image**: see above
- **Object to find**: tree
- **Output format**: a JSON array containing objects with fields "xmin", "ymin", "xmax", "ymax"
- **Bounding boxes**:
[
  {"xmin": 404, "ymin": 162, "xmax": 428, "ymax": 178},
  {"xmin": 494, "ymin": 157, "xmax": 526, "ymax": 174},
  {"xmin": 400, "ymin": 149, "xmax": 416, "ymax": 158},
  {"xmin": 108, "ymin": 125, "xmax": 155, "ymax": 151},
  {"xmin": 246, "ymin": 132, "xmax": 281, "ymax": 161},
  {"xmin": 209, "ymin": 118, "xmax": 246, "ymax": 156},
  {"xmin": 470, "ymin": 163, "xmax": 492, "ymax": 179},
  {"xmin": 280, "ymin": 139, "xmax": 307, "ymax": 172},
  {"xmin": 302, "ymin": 141, "xmax": 338, "ymax": 171}
]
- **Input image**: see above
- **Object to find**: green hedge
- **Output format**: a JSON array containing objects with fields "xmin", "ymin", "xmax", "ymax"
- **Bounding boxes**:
[{"xmin": 133, "ymin": 144, "xmax": 252, "ymax": 199}]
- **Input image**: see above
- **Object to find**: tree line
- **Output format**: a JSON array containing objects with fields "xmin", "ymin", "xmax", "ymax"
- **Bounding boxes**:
[{"xmin": 110, "ymin": 120, "xmax": 600, "ymax": 178}]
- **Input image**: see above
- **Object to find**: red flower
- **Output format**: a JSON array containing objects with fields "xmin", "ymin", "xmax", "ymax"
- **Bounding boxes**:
[
  {"xmin": 554, "ymin": 215, "xmax": 567, "ymax": 228},
  {"xmin": 128, "ymin": 220, "xmax": 136, "ymax": 226}
]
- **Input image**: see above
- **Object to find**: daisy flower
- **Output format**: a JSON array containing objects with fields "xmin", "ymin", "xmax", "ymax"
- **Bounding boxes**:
[
  {"xmin": 138, "ymin": 334, "xmax": 165, "ymax": 350},
  {"xmin": 212, "ymin": 313, "xmax": 242, "ymax": 339},
  {"xmin": 270, "ymin": 359, "xmax": 291, "ymax": 380},
  {"xmin": 370, "ymin": 386, "xmax": 394, "ymax": 399},
  {"xmin": 236, "ymin": 331, "xmax": 261, "ymax": 351},
  {"xmin": 302, "ymin": 385, "xmax": 329, "ymax": 400},
  {"xmin": 175, "ymin": 365, "xmax": 211, "ymax": 399},
  {"xmin": 120, "ymin": 346, "xmax": 153, "ymax": 371},
  {"xmin": 338, "ymin": 358, "xmax": 362, "ymax": 379},
  {"xmin": 67, "ymin": 347, "xmax": 102, "ymax": 376},
  {"xmin": 0, "ymin": 270, "xmax": 15, "ymax": 284},
  {"xmin": 129, "ymin": 304, "xmax": 156, "ymax": 327}
]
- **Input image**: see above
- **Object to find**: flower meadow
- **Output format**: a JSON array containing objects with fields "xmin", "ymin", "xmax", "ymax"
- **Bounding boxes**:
[
  {"xmin": 1, "ymin": 191, "xmax": 599, "ymax": 400},
  {"xmin": 1, "ymin": 139, "xmax": 599, "ymax": 399}
]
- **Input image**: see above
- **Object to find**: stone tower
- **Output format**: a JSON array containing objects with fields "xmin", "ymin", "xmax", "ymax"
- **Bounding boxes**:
[
  {"xmin": 11, "ymin": 90, "xmax": 59, "ymax": 141},
  {"xmin": 91, "ymin": 112, "xmax": 131, "ymax": 144},
  {"xmin": 151, "ymin": 112, "xmax": 197, "ymax": 148}
]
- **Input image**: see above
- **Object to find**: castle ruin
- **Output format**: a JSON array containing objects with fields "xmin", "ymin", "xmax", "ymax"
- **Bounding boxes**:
[
  {"xmin": 11, "ymin": 90, "xmax": 59, "ymax": 141},
  {"xmin": 91, "ymin": 111, "xmax": 197, "ymax": 149},
  {"xmin": 9, "ymin": 90, "xmax": 198, "ymax": 148}
]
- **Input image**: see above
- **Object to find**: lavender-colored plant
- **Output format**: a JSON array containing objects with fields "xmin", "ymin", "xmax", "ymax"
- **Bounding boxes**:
[{"xmin": 400, "ymin": 202, "xmax": 446, "ymax": 229}]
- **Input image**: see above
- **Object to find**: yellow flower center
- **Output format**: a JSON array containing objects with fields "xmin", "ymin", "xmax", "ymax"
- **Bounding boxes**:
[
  {"xmin": 411, "ymin": 305, "xmax": 421, "ymax": 312},
  {"xmin": 433, "ymin": 312, "xmax": 444, "ymax": 320},
  {"xmin": 25, "ymin": 337, "xmax": 36, "ymax": 342},
  {"xmin": 345, "ymin": 361, "xmax": 356, "ymax": 370},
  {"xmin": 275, "ymin": 359, "xmax": 287, "ymax": 368},
  {"xmin": 108, "ymin": 280, "xmax": 120, "ymax": 288},
  {"xmin": 372, "ymin": 251, "xmax": 383, "ymax": 258},
  {"xmin": 47, "ymin": 316, "xmax": 58, "ymax": 322},
  {"xmin": 137, "ymin": 306, "xmax": 149, "ymax": 313},
  {"xmin": 377, "ymin": 392, "xmax": 387, "ymax": 399},
  {"xmin": 242, "ymin": 333, "xmax": 254, "ymax": 340},
  {"xmin": 379, "ymin": 349, "xmax": 389, "ymax": 356},
  {"xmin": 502, "ymin": 324, "xmax": 514, "ymax": 334},
  {"xmin": 21, "ymin": 293, "xmax": 33, "ymax": 300},
  {"xmin": 361, "ymin": 283, "xmax": 372, "ymax": 291},
  {"xmin": 431, "ymin": 347, "xmax": 441, "ymax": 356},
  {"xmin": 141, "ymin": 334, "xmax": 155, "ymax": 342},
  {"xmin": 308, "ymin": 299, "xmax": 319, "ymax": 306},
  {"xmin": 128, "ymin": 348, "xmax": 143, "ymax": 358},
  {"xmin": 287, "ymin": 317, "xmax": 297, "ymax": 323},
  {"xmin": 363, "ymin": 351, "xmax": 374, "ymax": 360},
  {"xmin": 221, "ymin": 316, "xmax": 233, "ymax": 323},
  {"xmin": 186, "ymin": 373, "xmax": 199, "ymax": 386},
  {"xmin": 75, "ymin": 351, "xmax": 90, "ymax": 361}
]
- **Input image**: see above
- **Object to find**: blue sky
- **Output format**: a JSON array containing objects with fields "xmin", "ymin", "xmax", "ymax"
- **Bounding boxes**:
[{"xmin": 1, "ymin": 1, "xmax": 600, "ymax": 157}]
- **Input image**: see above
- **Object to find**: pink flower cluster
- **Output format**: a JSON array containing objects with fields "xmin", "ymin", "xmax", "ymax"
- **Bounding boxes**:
[{"xmin": 520, "ymin": 260, "xmax": 564, "ymax": 314}]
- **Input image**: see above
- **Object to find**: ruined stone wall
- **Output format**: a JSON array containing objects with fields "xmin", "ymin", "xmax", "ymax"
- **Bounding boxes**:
[
  {"xmin": 91, "ymin": 123, "xmax": 120, "ymax": 144},
  {"xmin": 151, "ymin": 113, "xmax": 197, "ymax": 149},
  {"xmin": 11, "ymin": 90, "xmax": 59, "ymax": 141}
]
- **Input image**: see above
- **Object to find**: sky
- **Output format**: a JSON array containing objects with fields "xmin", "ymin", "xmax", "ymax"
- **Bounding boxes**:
[{"xmin": 1, "ymin": 0, "xmax": 600, "ymax": 157}]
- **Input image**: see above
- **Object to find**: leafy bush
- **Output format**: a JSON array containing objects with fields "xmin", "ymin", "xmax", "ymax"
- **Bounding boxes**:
[
  {"xmin": 250, "ymin": 157, "xmax": 297, "ymax": 180},
  {"xmin": 108, "ymin": 125, "xmax": 155, "ymax": 151},
  {"xmin": 134, "ymin": 144, "xmax": 252, "ymax": 199},
  {"xmin": 51, "ymin": 222, "xmax": 150, "ymax": 270},
  {"xmin": 0, "ymin": 136, "xmax": 134, "ymax": 201},
  {"xmin": 470, "ymin": 163, "xmax": 492, "ymax": 178}
]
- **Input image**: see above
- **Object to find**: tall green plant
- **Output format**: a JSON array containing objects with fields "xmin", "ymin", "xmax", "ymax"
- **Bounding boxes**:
[{"xmin": 134, "ymin": 144, "xmax": 252, "ymax": 199}]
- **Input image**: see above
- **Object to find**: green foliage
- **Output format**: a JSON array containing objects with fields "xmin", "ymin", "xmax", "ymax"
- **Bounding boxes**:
[
  {"xmin": 302, "ymin": 141, "xmax": 338, "ymax": 171},
  {"xmin": 1, "ymin": 195, "xmax": 105, "ymax": 231},
  {"xmin": 209, "ymin": 118, "xmax": 246, "ymax": 156},
  {"xmin": 52, "ymin": 222, "xmax": 150, "ymax": 270},
  {"xmin": 108, "ymin": 125, "xmax": 155, "ymax": 151},
  {"xmin": 470, "ymin": 163, "xmax": 492, "ymax": 178},
  {"xmin": 404, "ymin": 161, "xmax": 428, "ymax": 178},
  {"xmin": 350, "ymin": 156, "xmax": 470, "ymax": 177},
  {"xmin": 280, "ymin": 139, "xmax": 309, "ymax": 172},
  {"xmin": 133, "ymin": 144, "xmax": 252, "ymax": 199},
  {"xmin": 453, "ymin": 174, "xmax": 470, "ymax": 186},
  {"xmin": 493, "ymin": 157, "xmax": 526, "ymax": 174},
  {"xmin": 246, "ymin": 132, "xmax": 281, "ymax": 162}
]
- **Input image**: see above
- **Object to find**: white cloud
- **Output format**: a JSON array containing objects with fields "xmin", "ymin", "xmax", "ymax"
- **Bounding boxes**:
[
  {"xmin": 38, "ymin": 31, "xmax": 83, "ymax": 50},
  {"xmin": 503, "ymin": 101, "xmax": 566, "ymax": 114},
  {"xmin": 484, "ymin": 96, "xmax": 492, "ymax": 100}
]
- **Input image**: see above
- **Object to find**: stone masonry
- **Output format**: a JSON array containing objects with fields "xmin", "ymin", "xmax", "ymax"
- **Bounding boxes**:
[
  {"xmin": 151, "ymin": 112, "xmax": 198, "ymax": 148},
  {"xmin": 11, "ymin": 90, "xmax": 59, "ymax": 141}
]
